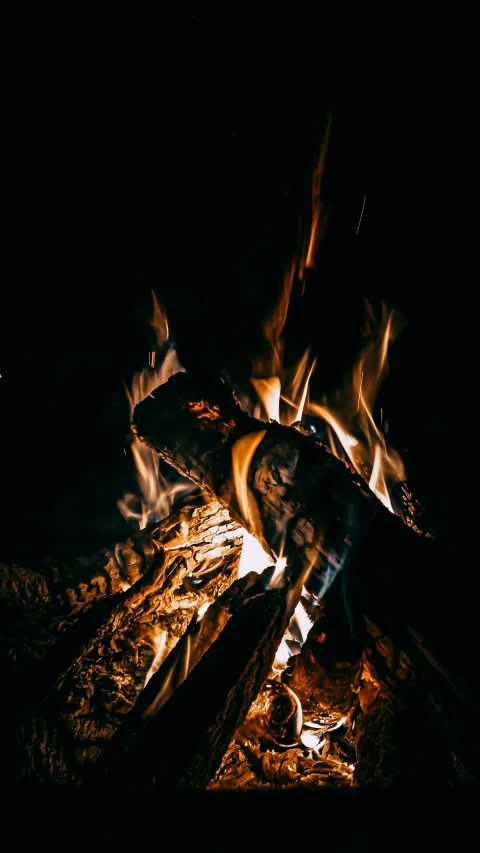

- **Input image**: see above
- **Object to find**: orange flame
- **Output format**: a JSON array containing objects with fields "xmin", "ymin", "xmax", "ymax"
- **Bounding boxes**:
[
  {"xmin": 250, "ymin": 377, "xmax": 281, "ymax": 423},
  {"xmin": 306, "ymin": 112, "xmax": 332, "ymax": 269},
  {"xmin": 231, "ymin": 430, "xmax": 268, "ymax": 543},
  {"xmin": 249, "ymin": 117, "xmax": 332, "ymax": 427},
  {"xmin": 251, "ymin": 261, "xmax": 315, "ymax": 427},
  {"xmin": 309, "ymin": 302, "xmax": 406, "ymax": 512}
]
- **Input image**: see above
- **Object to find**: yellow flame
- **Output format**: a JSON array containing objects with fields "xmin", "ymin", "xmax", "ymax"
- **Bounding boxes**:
[
  {"xmin": 308, "ymin": 302, "xmax": 406, "ymax": 512},
  {"xmin": 197, "ymin": 601, "xmax": 211, "ymax": 620},
  {"xmin": 237, "ymin": 529, "xmax": 274, "ymax": 578},
  {"xmin": 272, "ymin": 637, "xmax": 292, "ymax": 674},
  {"xmin": 269, "ymin": 555, "xmax": 287, "ymax": 589},
  {"xmin": 249, "ymin": 120, "xmax": 331, "ymax": 428},
  {"xmin": 292, "ymin": 601, "xmax": 312, "ymax": 645},
  {"xmin": 250, "ymin": 377, "xmax": 281, "ymax": 422},
  {"xmin": 231, "ymin": 430, "xmax": 268, "ymax": 544}
]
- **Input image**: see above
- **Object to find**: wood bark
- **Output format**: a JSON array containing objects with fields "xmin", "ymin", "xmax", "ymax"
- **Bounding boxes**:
[
  {"xmin": 91, "ymin": 570, "xmax": 300, "ymax": 790},
  {"xmin": 0, "ymin": 497, "xmax": 237, "ymax": 673},
  {"xmin": 132, "ymin": 372, "xmax": 480, "ymax": 778},
  {"xmin": 1, "ymin": 499, "xmax": 243, "ymax": 785}
]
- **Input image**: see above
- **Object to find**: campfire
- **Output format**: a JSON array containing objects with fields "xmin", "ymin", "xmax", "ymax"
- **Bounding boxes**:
[{"xmin": 1, "ymin": 120, "xmax": 478, "ymax": 792}]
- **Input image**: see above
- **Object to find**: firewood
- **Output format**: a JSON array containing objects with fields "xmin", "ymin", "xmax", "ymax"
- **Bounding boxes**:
[
  {"xmin": 0, "ymin": 498, "xmax": 240, "ymax": 673},
  {"xmin": 132, "ymin": 372, "xmax": 480, "ymax": 778},
  {"xmin": 351, "ymin": 655, "xmax": 455, "ymax": 787},
  {"xmin": 1, "ymin": 500, "xmax": 243, "ymax": 785},
  {"xmin": 91, "ymin": 570, "xmax": 301, "ymax": 790}
]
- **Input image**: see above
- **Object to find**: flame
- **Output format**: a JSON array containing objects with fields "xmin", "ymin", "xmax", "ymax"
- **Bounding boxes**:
[
  {"xmin": 291, "ymin": 601, "xmax": 312, "ymax": 645},
  {"xmin": 231, "ymin": 430, "xmax": 268, "ymax": 545},
  {"xmin": 144, "ymin": 629, "xmax": 167, "ymax": 687},
  {"xmin": 308, "ymin": 302, "xmax": 406, "ymax": 512},
  {"xmin": 237, "ymin": 529, "xmax": 274, "ymax": 578},
  {"xmin": 119, "ymin": 293, "xmax": 192, "ymax": 529},
  {"xmin": 118, "ymin": 436, "xmax": 192, "ymax": 529},
  {"xmin": 268, "ymin": 555, "xmax": 287, "ymax": 589},
  {"xmin": 128, "ymin": 290, "xmax": 185, "ymax": 415},
  {"xmin": 197, "ymin": 601, "xmax": 211, "ymax": 620},
  {"xmin": 249, "ymin": 118, "xmax": 332, "ymax": 428},
  {"xmin": 306, "ymin": 112, "xmax": 332, "ymax": 269},
  {"xmin": 250, "ymin": 377, "xmax": 281, "ymax": 423}
]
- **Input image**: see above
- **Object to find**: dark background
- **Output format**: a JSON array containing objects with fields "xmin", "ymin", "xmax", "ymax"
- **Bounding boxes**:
[{"xmin": 1, "ymin": 6, "xmax": 477, "ymax": 568}]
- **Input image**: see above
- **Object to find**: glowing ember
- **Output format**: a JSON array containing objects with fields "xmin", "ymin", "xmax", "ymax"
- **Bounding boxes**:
[{"xmin": 300, "ymin": 731, "xmax": 326, "ymax": 749}]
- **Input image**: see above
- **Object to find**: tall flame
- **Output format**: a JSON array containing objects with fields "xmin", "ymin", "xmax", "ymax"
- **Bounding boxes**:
[
  {"xmin": 119, "ymin": 291, "xmax": 192, "ymax": 529},
  {"xmin": 249, "ymin": 116, "xmax": 332, "ymax": 427},
  {"xmin": 309, "ymin": 302, "xmax": 406, "ymax": 512}
]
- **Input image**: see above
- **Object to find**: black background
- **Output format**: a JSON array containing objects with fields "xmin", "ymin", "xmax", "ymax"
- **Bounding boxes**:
[
  {"xmin": 1, "ymin": 6, "xmax": 477, "ymax": 569},
  {"xmin": 1, "ymin": 4, "xmax": 479, "ymax": 841}
]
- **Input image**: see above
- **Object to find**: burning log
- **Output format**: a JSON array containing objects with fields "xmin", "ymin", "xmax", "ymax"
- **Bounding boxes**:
[
  {"xmin": 1, "ymin": 499, "xmax": 243, "ymax": 785},
  {"xmin": 92, "ymin": 570, "xmax": 298, "ymax": 790},
  {"xmin": 132, "ymin": 372, "xmax": 480, "ymax": 778},
  {"xmin": 0, "ymin": 498, "xmax": 239, "ymax": 673}
]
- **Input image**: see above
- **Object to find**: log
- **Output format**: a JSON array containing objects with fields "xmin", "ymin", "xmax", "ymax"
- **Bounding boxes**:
[
  {"xmin": 91, "ymin": 570, "xmax": 300, "ymax": 790},
  {"xmin": 351, "ymin": 656, "xmax": 455, "ymax": 787},
  {"xmin": 285, "ymin": 587, "xmax": 455, "ymax": 787},
  {"xmin": 132, "ymin": 372, "xmax": 480, "ymax": 778},
  {"xmin": 1, "ymin": 499, "xmax": 243, "ymax": 785},
  {"xmin": 0, "ymin": 497, "xmax": 239, "ymax": 673}
]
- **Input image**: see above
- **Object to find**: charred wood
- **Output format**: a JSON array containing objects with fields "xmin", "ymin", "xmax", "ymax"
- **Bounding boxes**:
[
  {"xmin": 133, "ymin": 373, "xmax": 480, "ymax": 778},
  {"xmin": 0, "ymin": 498, "xmax": 239, "ymax": 673},
  {"xmin": 92, "ymin": 570, "xmax": 300, "ymax": 790},
  {"xmin": 351, "ymin": 657, "xmax": 455, "ymax": 787},
  {"xmin": 2, "ymin": 500, "xmax": 242, "ymax": 785}
]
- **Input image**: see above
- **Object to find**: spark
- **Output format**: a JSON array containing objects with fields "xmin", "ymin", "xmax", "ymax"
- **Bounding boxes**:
[{"xmin": 355, "ymin": 195, "xmax": 366, "ymax": 236}]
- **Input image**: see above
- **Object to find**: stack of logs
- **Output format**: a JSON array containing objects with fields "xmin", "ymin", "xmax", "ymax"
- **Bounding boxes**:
[{"xmin": 1, "ymin": 371, "xmax": 479, "ymax": 789}]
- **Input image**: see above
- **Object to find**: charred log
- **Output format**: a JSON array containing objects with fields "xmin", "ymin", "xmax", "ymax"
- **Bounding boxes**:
[
  {"xmin": 0, "ymin": 498, "xmax": 239, "ymax": 674},
  {"xmin": 2, "ymin": 500, "xmax": 242, "ymax": 785},
  {"xmin": 92, "ymin": 571, "xmax": 300, "ymax": 790},
  {"xmin": 132, "ymin": 373, "xmax": 480, "ymax": 778},
  {"xmin": 351, "ymin": 657, "xmax": 455, "ymax": 787}
]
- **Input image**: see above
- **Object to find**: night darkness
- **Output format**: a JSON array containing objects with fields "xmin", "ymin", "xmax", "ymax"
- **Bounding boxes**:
[{"xmin": 1, "ymin": 5, "xmax": 479, "ymax": 840}]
